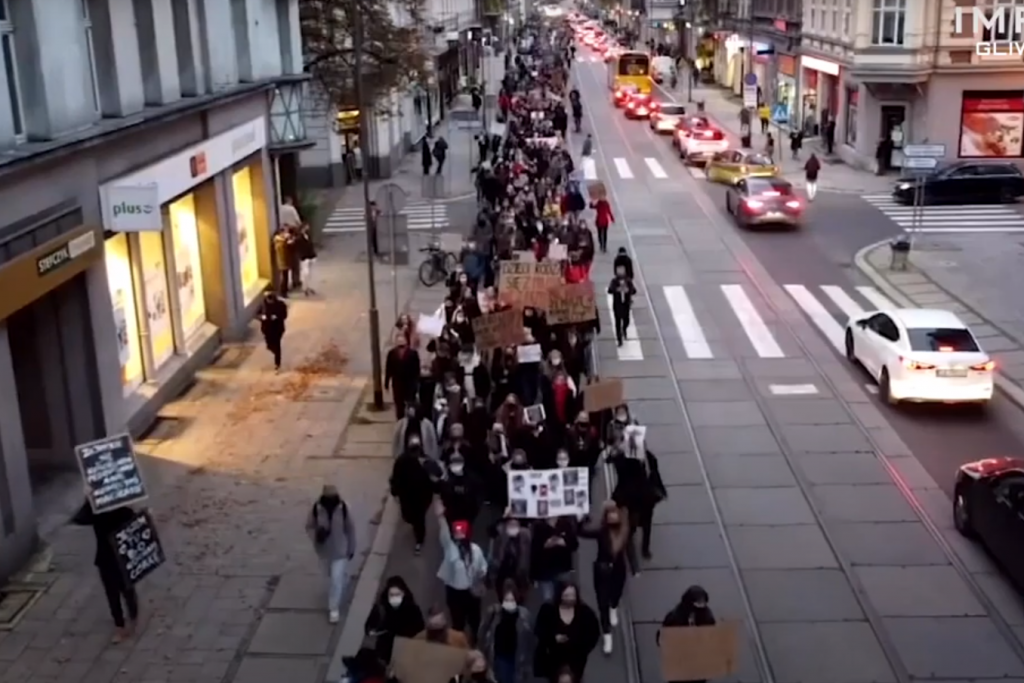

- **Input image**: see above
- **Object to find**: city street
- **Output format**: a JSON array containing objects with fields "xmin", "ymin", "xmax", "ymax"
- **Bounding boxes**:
[{"xmin": 568, "ymin": 45, "xmax": 1024, "ymax": 682}]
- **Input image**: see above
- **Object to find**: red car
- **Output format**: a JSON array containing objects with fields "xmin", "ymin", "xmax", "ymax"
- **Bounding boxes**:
[
  {"xmin": 624, "ymin": 93, "xmax": 656, "ymax": 119},
  {"xmin": 724, "ymin": 177, "xmax": 803, "ymax": 229},
  {"xmin": 613, "ymin": 86, "xmax": 638, "ymax": 108}
]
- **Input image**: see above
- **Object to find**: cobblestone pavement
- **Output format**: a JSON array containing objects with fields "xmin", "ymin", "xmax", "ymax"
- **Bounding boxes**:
[
  {"xmin": 857, "ymin": 235, "xmax": 1024, "ymax": 409},
  {"xmin": 0, "ymin": 239, "xmax": 446, "ymax": 683}
]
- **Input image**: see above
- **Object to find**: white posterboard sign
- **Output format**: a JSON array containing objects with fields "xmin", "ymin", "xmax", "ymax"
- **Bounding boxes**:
[
  {"xmin": 528, "ymin": 136, "xmax": 560, "ymax": 149},
  {"xmin": 524, "ymin": 404, "xmax": 546, "ymax": 425},
  {"xmin": 508, "ymin": 467, "xmax": 590, "ymax": 518},
  {"xmin": 548, "ymin": 243, "xmax": 568, "ymax": 261},
  {"xmin": 416, "ymin": 312, "xmax": 446, "ymax": 338},
  {"xmin": 517, "ymin": 343, "xmax": 542, "ymax": 363},
  {"xmin": 624, "ymin": 424, "xmax": 647, "ymax": 458},
  {"xmin": 511, "ymin": 250, "xmax": 536, "ymax": 263}
]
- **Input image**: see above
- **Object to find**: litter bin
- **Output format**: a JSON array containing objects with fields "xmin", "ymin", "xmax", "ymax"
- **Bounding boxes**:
[{"xmin": 889, "ymin": 235, "xmax": 911, "ymax": 271}]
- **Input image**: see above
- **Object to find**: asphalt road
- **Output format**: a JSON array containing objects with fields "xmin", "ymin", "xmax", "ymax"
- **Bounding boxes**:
[{"xmin": 568, "ymin": 43, "xmax": 1024, "ymax": 683}]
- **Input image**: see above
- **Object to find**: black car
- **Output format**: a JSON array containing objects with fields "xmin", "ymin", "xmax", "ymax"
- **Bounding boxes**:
[
  {"xmin": 892, "ymin": 161, "xmax": 1024, "ymax": 205},
  {"xmin": 954, "ymin": 457, "xmax": 1024, "ymax": 590}
]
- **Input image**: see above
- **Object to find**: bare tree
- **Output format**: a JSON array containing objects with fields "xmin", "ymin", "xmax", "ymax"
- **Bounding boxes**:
[{"xmin": 300, "ymin": 0, "xmax": 430, "ymax": 113}]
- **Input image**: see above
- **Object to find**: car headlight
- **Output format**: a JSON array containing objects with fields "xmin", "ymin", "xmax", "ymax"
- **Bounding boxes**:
[{"xmin": 897, "ymin": 183, "xmax": 911, "ymax": 191}]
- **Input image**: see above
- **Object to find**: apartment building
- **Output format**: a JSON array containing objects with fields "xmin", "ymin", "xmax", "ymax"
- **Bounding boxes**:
[{"xmin": 0, "ymin": 0, "xmax": 306, "ymax": 583}]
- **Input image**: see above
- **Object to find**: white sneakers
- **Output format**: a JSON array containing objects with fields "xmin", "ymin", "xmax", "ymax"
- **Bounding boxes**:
[
  {"xmin": 329, "ymin": 610, "xmax": 340, "ymax": 624},
  {"xmin": 609, "ymin": 607, "xmax": 619, "ymax": 627},
  {"xmin": 602, "ymin": 633, "xmax": 613, "ymax": 654}
]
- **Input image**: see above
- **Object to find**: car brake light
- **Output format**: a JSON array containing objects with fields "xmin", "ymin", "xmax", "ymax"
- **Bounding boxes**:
[
  {"xmin": 744, "ymin": 199, "xmax": 764, "ymax": 210},
  {"xmin": 628, "ymin": 102, "xmax": 635, "ymax": 109},
  {"xmin": 762, "ymin": 191, "xmax": 780, "ymax": 196},
  {"xmin": 900, "ymin": 357, "xmax": 936, "ymax": 370},
  {"xmin": 785, "ymin": 200, "xmax": 801, "ymax": 209},
  {"xmin": 971, "ymin": 360, "xmax": 996, "ymax": 371}
]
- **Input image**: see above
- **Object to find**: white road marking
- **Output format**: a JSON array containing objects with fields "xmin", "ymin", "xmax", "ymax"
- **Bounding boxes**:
[
  {"xmin": 613, "ymin": 157, "xmax": 634, "ymax": 179},
  {"xmin": 582, "ymin": 157, "xmax": 598, "ymax": 180},
  {"xmin": 820, "ymin": 285, "xmax": 865, "ymax": 322},
  {"xmin": 856, "ymin": 286, "xmax": 897, "ymax": 311},
  {"xmin": 911, "ymin": 227, "xmax": 1024, "ymax": 233},
  {"xmin": 784, "ymin": 284, "xmax": 845, "ymax": 353},
  {"xmin": 769, "ymin": 384, "xmax": 819, "ymax": 395},
  {"xmin": 687, "ymin": 166, "xmax": 707, "ymax": 179},
  {"xmin": 605, "ymin": 294, "xmax": 644, "ymax": 360},
  {"xmin": 862, "ymin": 194, "xmax": 1024, "ymax": 233},
  {"xmin": 721, "ymin": 285, "xmax": 784, "ymax": 358},
  {"xmin": 323, "ymin": 202, "xmax": 449, "ymax": 234},
  {"xmin": 645, "ymin": 158, "xmax": 668, "ymax": 179},
  {"xmin": 663, "ymin": 286, "xmax": 713, "ymax": 359}
]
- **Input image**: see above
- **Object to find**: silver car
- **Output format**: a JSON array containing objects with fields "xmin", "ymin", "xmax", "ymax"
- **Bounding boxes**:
[{"xmin": 649, "ymin": 103, "xmax": 688, "ymax": 134}]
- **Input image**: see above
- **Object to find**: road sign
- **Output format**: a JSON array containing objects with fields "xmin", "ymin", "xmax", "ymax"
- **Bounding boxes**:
[
  {"xmin": 903, "ymin": 144, "xmax": 946, "ymax": 158},
  {"xmin": 744, "ymin": 72, "xmax": 757, "ymax": 86},
  {"xmin": 903, "ymin": 156, "xmax": 938, "ymax": 170},
  {"xmin": 374, "ymin": 183, "xmax": 407, "ymax": 215}
]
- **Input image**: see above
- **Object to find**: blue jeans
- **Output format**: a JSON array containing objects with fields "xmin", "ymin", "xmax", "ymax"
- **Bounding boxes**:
[
  {"xmin": 493, "ymin": 655, "xmax": 516, "ymax": 683},
  {"xmin": 538, "ymin": 572, "xmax": 574, "ymax": 603},
  {"xmin": 325, "ymin": 558, "xmax": 348, "ymax": 611}
]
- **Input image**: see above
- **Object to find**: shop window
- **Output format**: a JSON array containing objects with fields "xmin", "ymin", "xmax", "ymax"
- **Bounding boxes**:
[
  {"xmin": 104, "ymin": 234, "xmax": 144, "ymax": 395},
  {"xmin": 232, "ymin": 167, "xmax": 261, "ymax": 301},
  {"xmin": 871, "ymin": 0, "xmax": 905, "ymax": 46},
  {"xmin": 139, "ymin": 231, "xmax": 174, "ymax": 370},
  {"xmin": 169, "ymin": 194, "xmax": 207, "ymax": 341},
  {"xmin": 845, "ymin": 86, "xmax": 858, "ymax": 146}
]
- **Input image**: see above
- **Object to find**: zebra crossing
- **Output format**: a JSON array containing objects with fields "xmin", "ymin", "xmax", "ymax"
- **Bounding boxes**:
[
  {"xmin": 862, "ymin": 193, "xmax": 1024, "ymax": 233},
  {"xmin": 609, "ymin": 282, "xmax": 898, "ymax": 362},
  {"xmin": 584, "ymin": 156, "xmax": 670, "ymax": 181},
  {"xmin": 322, "ymin": 201, "xmax": 450, "ymax": 234}
]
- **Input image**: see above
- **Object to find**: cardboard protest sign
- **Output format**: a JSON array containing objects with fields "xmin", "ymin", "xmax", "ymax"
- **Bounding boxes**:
[
  {"xmin": 517, "ymin": 343, "xmax": 542, "ymax": 363},
  {"xmin": 416, "ymin": 312, "xmax": 445, "ymax": 337},
  {"xmin": 511, "ymin": 250, "xmax": 536, "ymax": 263},
  {"xmin": 588, "ymin": 181, "xmax": 607, "ymax": 201},
  {"xmin": 547, "ymin": 282, "xmax": 597, "ymax": 325},
  {"xmin": 548, "ymin": 243, "xmax": 568, "ymax": 261},
  {"xmin": 499, "ymin": 260, "xmax": 562, "ymax": 310},
  {"xmin": 584, "ymin": 378, "xmax": 624, "ymax": 413},
  {"xmin": 391, "ymin": 637, "xmax": 468, "ymax": 683},
  {"xmin": 472, "ymin": 308, "xmax": 526, "ymax": 350},
  {"xmin": 659, "ymin": 623, "xmax": 740, "ymax": 682}
]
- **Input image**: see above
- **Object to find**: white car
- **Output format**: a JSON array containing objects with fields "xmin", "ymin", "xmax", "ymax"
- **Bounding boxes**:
[
  {"xmin": 843, "ymin": 308, "xmax": 995, "ymax": 405},
  {"xmin": 678, "ymin": 127, "xmax": 728, "ymax": 165}
]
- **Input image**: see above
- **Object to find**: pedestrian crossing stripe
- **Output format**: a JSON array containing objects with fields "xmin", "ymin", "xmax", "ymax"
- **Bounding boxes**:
[
  {"xmin": 862, "ymin": 193, "xmax": 1024, "ymax": 233},
  {"xmin": 608, "ymin": 283, "xmax": 898, "ymax": 362},
  {"xmin": 587, "ymin": 157, "xmax": 671, "ymax": 181},
  {"xmin": 322, "ymin": 202, "xmax": 450, "ymax": 234}
]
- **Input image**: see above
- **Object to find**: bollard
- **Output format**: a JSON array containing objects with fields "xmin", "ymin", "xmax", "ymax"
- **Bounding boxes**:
[{"xmin": 889, "ymin": 235, "xmax": 911, "ymax": 271}]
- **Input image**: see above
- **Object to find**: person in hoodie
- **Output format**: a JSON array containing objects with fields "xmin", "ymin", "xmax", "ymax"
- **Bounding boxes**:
[
  {"xmin": 530, "ymin": 516, "xmax": 580, "ymax": 602},
  {"xmin": 478, "ymin": 580, "xmax": 534, "ymax": 683},
  {"xmin": 305, "ymin": 484, "xmax": 357, "ymax": 624},
  {"xmin": 441, "ymin": 452, "xmax": 484, "ymax": 526},
  {"xmin": 607, "ymin": 263, "xmax": 637, "ymax": 347},
  {"xmin": 613, "ymin": 247, "xmax": 634, "ymax": 280},
  {"xmin": 385, "ymin": 335, "xmax": 421, "ymax": 419},
  {"xmin": 488, "ymin": 516, "xmax": 532, "ymax": 597},
  {"xmin": 364, "ymin": 576, "xmax": 425, "ymax": 663},
  {"xmin": 390, "ymin": 436, "xmax": 437, "ymax": 554},
  {"xmin": 578, "ymin": 501, "xmax": 637, "ymax": 654},
  {"xmin": 435, "ymin": 500, "xmax": 489, "ymax": 638},
  {"xmin": 657, "ymin": 586, "xmax": 715, "ymax": 683},
  {"xmin": 392, "ymin": 403, "xmax": 439, "ymax": 459},
  {"xmin": 543, "ymin": 367, "xmax": 578, "ymax": 435}
]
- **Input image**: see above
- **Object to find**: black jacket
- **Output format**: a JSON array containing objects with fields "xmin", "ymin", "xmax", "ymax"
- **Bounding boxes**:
[
  {"xmin": 607, "ymin": 276, "xmax": 636, "ymax": 309},
  {"xmin": 613, "ymin": 252, "xmax": 634, "ymax": 279}
]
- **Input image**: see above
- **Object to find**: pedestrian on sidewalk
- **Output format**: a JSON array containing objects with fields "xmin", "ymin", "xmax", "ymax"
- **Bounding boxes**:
[
  {"xmin": 789, "ymin": 130, "xmax": 804, "ymax": 160},
  {"xmin": 824, "ymin": 119, "xmax": 836, "ymax": 155},
  {"xmin": 764, "ymin": 132, "xmax": 775, "ymax": 160},
  {"xmin": 532, "ymin": 582, "xmax": 600, "ymax": 683},
  {"xmin": 368, "ymin": 200, "xmax": 382, "ymax": 259},
  {"xmin": 393, "ymin": 403, "xmax": 440, "ymax": 459},
  {"xmin": 590, "ymin": 195, "xmax": 614, "ymax": 253},
  {"xmin": 422, "ymin": 136, "xmax": 434, "ymax": 175},
  {"xmin": 434, "ymin": 136, "xmax": 449, "ymax": 175},
  {"xmin": 435, "ymin": 499, "xmax": 488, "ymax": 639},
  {"xmin": 305, "ymin": 484, "xmax": 356, "ymax": 624},
  {"xmin": 581, "ymin": 134, "xmax": 593, "ymax": 158},
  {"xmin": 657, "ymin": 586, "xmax": 715, "ymax": 683},
  {"xmin": 758, "ymin": 104, "xmax": 770, "ymax": 134},
  {"xmin": 72, "ymin": 501, "xmax": 140, "ymax": 643},
  {"xmin": 578, "ymin": 501, "xmax": 637, "ymax": 654},
  {"xmin": 487, "ymin": 516, "xmax": 532, "ymax": 599},
  {"xmin": 607, "ymin": 264, "xmax": 636, "ymax": 347},
  {"xmin": 607, "ymin": 430, "xmax": 667, "ymax": 560},
  {"xmin": 257, "ymin": 291, "xmax": 288, "ymax": 370},
  {"xmin": 478, "ymin": 580, "xmax": 534, "ymax": 683},
  {"xmin": 804, "ymin": 153, "xmax": 821, "ymax": 201},
  {"xmin": 273, "ymin": 228, "xmax": 297, "ymax": 296},
  {"xmin": 391, "ymin": 436, "xmax": 437, "ymax": 553},
  {"xmin": 385, "ymin": 335, "xmax": 421, "ymax": 418},
  {"xmin": 296, "ymin": 224, "xmax": 317, "ymax": 295},
  {"xmin": 364, "ymin": 576, "xmax": 425, "ymax": 663}
]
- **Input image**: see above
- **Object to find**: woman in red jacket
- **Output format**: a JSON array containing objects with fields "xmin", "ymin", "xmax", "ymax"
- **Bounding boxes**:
[{"xmin": 591, "ymin": 197, "xmax": 614, "ymax": 254}]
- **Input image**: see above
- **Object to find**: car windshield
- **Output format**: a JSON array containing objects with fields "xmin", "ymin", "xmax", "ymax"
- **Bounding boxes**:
[
  {"xmin": 660, "ymin": 105, "xmax": 686, "ymax": 115},
  {"xmin": 746, "ymin": 178, "xmax": 793, "ymax": 195},
  {"xmin": 906, "ymin": 327, "xmax": 980, "ymax": 352},
  {"xmin": 747, "ymin": 155, "xmax": 773, "ymax": 166}
]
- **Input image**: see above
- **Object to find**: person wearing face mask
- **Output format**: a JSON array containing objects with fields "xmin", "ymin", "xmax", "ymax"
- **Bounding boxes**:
[
  {"xmin": 578, "ymin": 501, "xmax": 637, "ymax": 654},
  {"xmin": 487, "ymin": 517, "xmax": 532, "ymax": 597},
  {"xmin": 530, "ymin": 516, "xmax": 579, "ymax": 603},
  {"xmin": 304, "ymin": 484, "xmax": 357, "ymax": 624},
  {"xmin": 364, "ymin": 576, "xmax": 425, "ymax": 663},
  {"xmin": 416, "ymin": 605, "xmax": 471, "ymax": 648},
  {"xmin": 390, "ymin": 436, "xmax": 436, "ymax": 553},
  {"xmin": 607, "ymin": 265, "xmax": 637, "ymax": 348},
  {"xmin": 613, "ymin": 246, "xmax": 634, "ymax": 280},
  {"xmin": 435, "ymin": 500, "xmax": 488, "ymax": 639},
  {"xmin": 542, "ymin": 366, "xmax": 578, "ymax": 433},
  {"xmin": 441, "ymin": 453, "xmax": 483, "ymax": 528},
  {"xmin": 385, "ymin": 335, "xmax": 421, "ymax": 420},
  {"xmin": 605, "ymin": 403, "xmax": 637, "ymax": 445},
  {"xmin": 478, "ymin": 581, "xmax": 534, "ymax": 683},
  {"xmin": 657, "ymin": 586, "xmax": 715, "ymax": 683},
  {"xmin": 392, "ymin": 404, "xmax": 440, "ymax": 460},
  {"xmin": 569, "ymin": 414, "xmax": 601, "ymax": 476},
  {"xmin": 532, "ymin": 582, "xmax": 600, "ymax": 683},
  {"xmin": 439, "ymin": 372, "xmax": 468, "ymax": 426},
  {"xmin": 450, "ymin": 649, "xmax": 497, "ymax": 683},
  {"xmin": 451, "ymin": 308, "xmax": 476, "ymax": 347},
  {"xmin": 607, "ymin": 433, "xmax": 667, "ymax": 560},
  {"xmin": 443, "ymin": 422, "xmax": 468, "ymax": 463}
]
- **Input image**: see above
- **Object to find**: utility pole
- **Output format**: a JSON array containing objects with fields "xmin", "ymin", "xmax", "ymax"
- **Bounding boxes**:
[{"xmin": 354, "ymin": 5, "xmax": 386, "ymax": 411}]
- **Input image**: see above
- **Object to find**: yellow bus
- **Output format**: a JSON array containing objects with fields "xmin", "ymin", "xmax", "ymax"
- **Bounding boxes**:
[{"xmin": 607, "ymin": 51, "xmax": 652, "ymax": 95}]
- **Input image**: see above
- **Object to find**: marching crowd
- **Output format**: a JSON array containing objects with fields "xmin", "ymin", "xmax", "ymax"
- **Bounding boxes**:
[{"xmin": 302, "ymin": 19, "xmax": 721, "ymax": 683}]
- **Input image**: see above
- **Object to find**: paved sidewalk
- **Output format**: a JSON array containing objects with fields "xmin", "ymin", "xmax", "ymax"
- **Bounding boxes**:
[
  {"xmin": 0, "ymin": 240, "xmax": 444, "ymax": 683},
  {"xmin": 654, "ymin": 76, "xmax": 893, "ymax": 195},
  {"xmin": 856, "ymin": 235, "xmax": 1024, "ymax": 409}
]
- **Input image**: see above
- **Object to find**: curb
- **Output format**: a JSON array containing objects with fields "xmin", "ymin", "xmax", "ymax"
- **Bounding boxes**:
[{"xmin": 853, "ymin": 239, "xmax": 1024, "ymax": 411}]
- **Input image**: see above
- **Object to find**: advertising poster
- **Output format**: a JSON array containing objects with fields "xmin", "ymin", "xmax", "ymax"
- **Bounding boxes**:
[
  {"xmin": 508, "ymin": 467, "xmax": 590, "ymax": 518},
  {"xmin": 959, "ymin": 91, "xmax": 1024, "ymax": 158},
  {"xmin": 112, "ymin": 293, "xmax": 131, "ymax": 368}
]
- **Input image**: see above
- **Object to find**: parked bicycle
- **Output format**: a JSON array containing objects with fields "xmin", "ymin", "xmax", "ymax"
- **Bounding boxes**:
[{"xmin": 418, "ymin": 241, "xmax": 459, "ymax": 287}]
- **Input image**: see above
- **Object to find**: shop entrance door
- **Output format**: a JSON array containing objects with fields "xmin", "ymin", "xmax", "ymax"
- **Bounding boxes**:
[{"xmin": 881, "ymin": 105, "xmax": 906, "ymax": 169}]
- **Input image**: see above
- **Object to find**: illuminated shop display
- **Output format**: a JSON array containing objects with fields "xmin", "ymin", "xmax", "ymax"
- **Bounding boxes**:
[
  {"xmin": 169, "ymin": 194, "xmax": 207, "ymax": 340},
  {"xmin": 139, "ymin": 230, "xmax": 174, "ymax": 370},
  {"xmin": 232, "ymin": 167, "xmax": 260, "ymax": 300},
  {"xmin": 104, "ymin": 234, "xmax": 144, "ymax": 395}
]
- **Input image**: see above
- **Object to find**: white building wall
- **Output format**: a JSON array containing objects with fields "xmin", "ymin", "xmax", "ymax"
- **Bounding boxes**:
[{"xmin": 137, "ymin": 0, "xmax": 183, "ymax": 105}]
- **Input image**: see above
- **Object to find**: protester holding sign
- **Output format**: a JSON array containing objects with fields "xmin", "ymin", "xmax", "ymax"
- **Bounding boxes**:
[
  {"xmin": 578, "ymin": 501, "xmax": 637, "ymax": 655},
  {"xmin": 657, "ymin": 586, "xmax": 718, "ymax": 683},
  {"xmin": 607, "ymin": 264, "xmax": 637, "ymax": 347},
  {"xmin": 364, "ymin": 576, "xmax": 426, "ymax": 663}
]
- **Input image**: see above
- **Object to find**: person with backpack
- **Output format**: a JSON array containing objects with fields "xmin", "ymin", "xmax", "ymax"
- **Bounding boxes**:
[{"xmin": 306, "ymin": 484, "xmax": 357, "ymax": 624}]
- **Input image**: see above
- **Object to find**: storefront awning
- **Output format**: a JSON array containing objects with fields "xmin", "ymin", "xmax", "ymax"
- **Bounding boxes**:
[{"xmin": 848, "ymin": 67, "xmax": 929, "ymax": 84}]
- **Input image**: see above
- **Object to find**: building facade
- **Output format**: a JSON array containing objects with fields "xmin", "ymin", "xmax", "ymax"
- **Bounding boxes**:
[{"xmin": 0, "ymin": 0, "xmax": 307, "ymax": 583}]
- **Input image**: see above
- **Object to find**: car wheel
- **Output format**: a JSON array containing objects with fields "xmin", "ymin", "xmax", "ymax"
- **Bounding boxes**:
[
  {"xmin": 953, "ymin": 492, "xmax": 976, "ymax": 538},
  {"xmin": 879, "ymin": 368, "xmax": 898, "ymax": 405},
  {"xmin": 844, "ymin": 329, "xmax": 856, "ymax": 362}
]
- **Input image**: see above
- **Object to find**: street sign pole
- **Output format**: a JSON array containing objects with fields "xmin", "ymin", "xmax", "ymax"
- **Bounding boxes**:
[{"xmin": 901, "ymin": 144, "xmax": 944, "ymax": 245}]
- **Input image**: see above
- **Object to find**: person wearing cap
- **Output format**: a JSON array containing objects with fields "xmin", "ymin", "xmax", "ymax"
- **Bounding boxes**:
[
  {"xmin": 435, "ymin": 499, "xmax": 488, "ymax": 640},
  {"xmin": 305, "ymin": 484, "xmax": 356, "ymax": 624}
]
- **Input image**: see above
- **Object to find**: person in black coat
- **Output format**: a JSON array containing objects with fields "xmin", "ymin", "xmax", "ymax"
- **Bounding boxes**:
[
  {"xmin": 612, "ymin": 247, "xmax": 634, "ymax": 279},
  {"xmin": 608, "ymin": 437, "xmax": 667, "ymax": 560},
  {"xmin": 657, "ymin": 585, "xmax": 716, "ymax": 683},
  {"xmin": 532, "ymin": 582, "xmax": 600, "ymax": 683},
  {"xmin": 530, "ymin": 517, "xmax": 580, "ymax": 603},
  {"xmin": 390, "ymin": 438, "xmax": 436, "ymax": 552},
  {"xmin": 422, "ymin": 137, "xmax": 434, "ymax": 175},
  {"xmin": 364, "ymin": 575, "xmax": 426, "ymax": 663},
  {"xmin": 385, "ymin": 335, "xmax": 421, "ymax": 419},
  {"xmin": 258, "ymin": 292, "xmax": 288, "ymax": 370},
  {"xmin": 72, "ymin": 502, "xmax": 139, "ymax": 642}
]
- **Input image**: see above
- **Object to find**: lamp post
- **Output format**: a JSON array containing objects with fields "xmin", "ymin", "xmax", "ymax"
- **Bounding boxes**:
[{"xmin": 354, "ymin": 7, "xmax": 386, "ymax": 411}]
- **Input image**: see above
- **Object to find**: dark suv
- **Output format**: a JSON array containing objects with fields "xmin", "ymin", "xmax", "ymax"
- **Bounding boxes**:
[{"xmin": 893, "ymin": 161, "xmax": 1024, "ymax": 205}]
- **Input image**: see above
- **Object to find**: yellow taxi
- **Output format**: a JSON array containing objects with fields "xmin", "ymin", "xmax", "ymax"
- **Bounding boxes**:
[{"xmin": 705, "ymin": 151, "xmax": 779, "ymax": 185}]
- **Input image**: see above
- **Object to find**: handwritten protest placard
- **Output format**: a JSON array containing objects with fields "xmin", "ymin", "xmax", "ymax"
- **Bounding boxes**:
[
  {"xmin": 584, "ymin": 379, "xmax": 624, "ymax": 413},
  {"xmin": 511, "ymin": 250, "xmax": 536, "ymax": 263},
  {"xmin": 659, "ymin": 623, "xmax": 740, "ymax": 682},
  {"xmin": 499, "ymin": 260, "xmax": 562, "ymax": 310},
  {"xmin": 472, "ymin": 308, "xmax": 526, "ymax": 350},
  {"xmin": 588, "ymin": 181, "xmax": 607, "ymax": 201},
  {"xmin": 548, "ymin": 282, "xmax": 597, "ymax": 325},
  {"xmin": 392, "ymin": 637, "xmax": 468, "ymax": 683}
]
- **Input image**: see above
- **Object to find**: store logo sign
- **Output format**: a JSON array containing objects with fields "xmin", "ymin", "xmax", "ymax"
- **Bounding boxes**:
[
  {"xmin": 108, "ymin": 184, "xmax": 161, "ymax": 232},
  {"xmin": 955, "ymin": 6, "xmax": 1024, "ymax": 56},
  {"xmin": 37, "ymin": 231, "xmax": 96, "ymax": 277}
]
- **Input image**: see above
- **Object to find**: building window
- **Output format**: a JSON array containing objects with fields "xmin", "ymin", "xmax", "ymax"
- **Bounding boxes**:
[
  {"xmin": 81, "ymin": 0, "xmax": 100, "ymax": 112},
  {"xmin": 831, "ymin": 8, "xmax": 838, "ymax": 32},
  {"xmin": 845, "ymin": 86, "xmax": 858, "ymax": 146},
  {"xmin": 810, "ymin": 8, "xmax": 816, "ymax": 30},
  {"xmin": 843, "ymin": 10, "xmax": 850, "ymax": 34},
  {"xmin": 0, "ymin": 0, "xmax": 23, "ymax": 138},
  {"xmin": 981, "ymin": 1, "xmax": 1023, "ymax": 41},
  {"xmin": 871, "ymin": 0, "xmax": 906, "ymax": 45}
]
